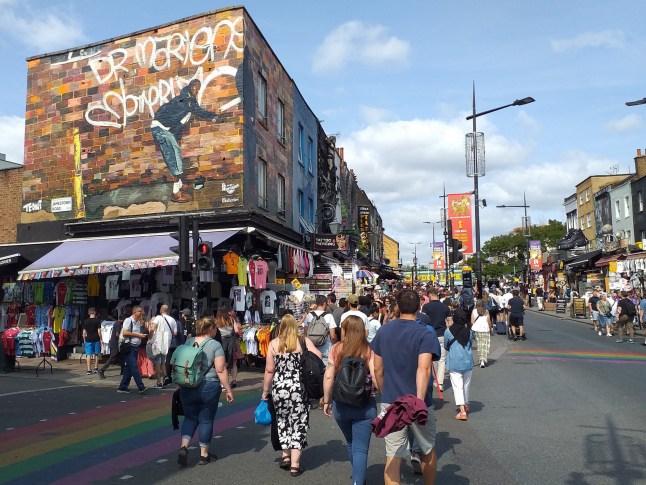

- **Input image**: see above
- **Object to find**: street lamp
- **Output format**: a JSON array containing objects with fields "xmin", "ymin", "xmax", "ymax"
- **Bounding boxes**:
[
  {"xmin": 409, "ymin": 242, "xmax": 421, "ymax": 283},
  {"xmin": 496, "ymin": 191, "xmax": 531, "ymax": 292},
  {"xmin": 423, "ymin": 220, "xmax": 442, "ymax": 283},
  {"xmin": 465, "ymin": 83, "xmax": 535, "ymax": 298}
]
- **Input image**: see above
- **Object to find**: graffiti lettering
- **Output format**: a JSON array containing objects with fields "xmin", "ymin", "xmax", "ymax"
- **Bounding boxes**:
[
  {"xmin": 84, "ymin": 17, "xmax": 243, "ymax": 129},
  {"xmin": 23, "ymin": 200, "xmax": 43, "ymax": 213},
  {"xmin": 221, "ymin": 182, "xmax": 239, "ymax": 194}
]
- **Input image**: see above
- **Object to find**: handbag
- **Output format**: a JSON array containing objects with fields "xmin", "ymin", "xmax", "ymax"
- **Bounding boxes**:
[
  {"xmin": 118, "ymin": 319, "xmax": 132, "ymax": 354},
  {"xmin": 163, "ymin": 316, "xmax": 178, "ymax": 349},
  {"xmin": 146, "ymin": 331, "xmax": 163, "ymax": 359},
  {"xmin": 254, "ymin": 399, "xmax": 272, "ymax": 426}
]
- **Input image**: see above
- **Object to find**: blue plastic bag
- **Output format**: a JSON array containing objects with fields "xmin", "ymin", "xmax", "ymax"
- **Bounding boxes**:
[{"xmin": 254, "ymin": 399, "xmax": 271, "ymax": 426}]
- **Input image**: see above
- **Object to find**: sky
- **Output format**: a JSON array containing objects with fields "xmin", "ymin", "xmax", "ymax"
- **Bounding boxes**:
[{"xmin": 1, "ymin": 0, "xmax": 646, "ymax": 265}]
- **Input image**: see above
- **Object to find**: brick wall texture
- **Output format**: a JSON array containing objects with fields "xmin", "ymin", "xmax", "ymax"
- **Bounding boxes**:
[
  {"xmin": 0, "ymin": 167, "xmax": 22, "ymax": 243},
  {"xmin": 23, "ymin": 7, "xmax": 247, "ymax": 221}
]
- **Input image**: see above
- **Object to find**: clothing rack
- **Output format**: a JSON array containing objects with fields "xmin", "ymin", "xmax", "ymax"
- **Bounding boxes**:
[{"xmin": 35, "ymin": 352, "xmax": 53, "ymax": 376}]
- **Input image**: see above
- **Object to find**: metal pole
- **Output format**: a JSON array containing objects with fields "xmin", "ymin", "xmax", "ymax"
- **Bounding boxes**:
[
  {"xmin": 441, "ymin": 186, "xmax": 449, "ymax": 287},
  {"xmin": 192, "ymin": 219, "xmax": 199, "ymax": 320},
  {"xmin": 472, "ymin": 83, "xmax": 482, "ymax": 298}
]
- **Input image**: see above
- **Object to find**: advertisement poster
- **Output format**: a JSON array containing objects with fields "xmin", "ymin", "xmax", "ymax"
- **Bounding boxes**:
[
  {"xmin": 433, "ymin": 242, "xmax": 445, "ymax": 270},
  {"xmin": 358, "ymin": 206, "xmax": 371, "ymax": 254},
  {"xmin": 529, "ymin": 240, "xmax": 542, "ymax": 271},
  {"xmin": 447, "ymin": 193, "xmax": 474, "ymax": 254}
]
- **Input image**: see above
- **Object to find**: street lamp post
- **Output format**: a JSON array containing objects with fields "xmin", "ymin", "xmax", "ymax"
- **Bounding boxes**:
[
  {"xmin": 465, "ymin": 84, "xmax": 535, "ymax": 298},
  {"xmin": 409, "ymin": 242, "xmax": 421, "ymax": 283},
  {"xmin": 496, "ymin": 191, "xmax": 531, "ymax": 292},
  {"xmin": 423, "ymin": 220, "xmax": 442, "ymax": 283}
]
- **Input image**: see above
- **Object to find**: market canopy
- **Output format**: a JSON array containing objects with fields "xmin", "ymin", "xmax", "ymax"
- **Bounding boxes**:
[{"xmin": 18, "ymin": 230, "xmax": 238, "ymax": 280}]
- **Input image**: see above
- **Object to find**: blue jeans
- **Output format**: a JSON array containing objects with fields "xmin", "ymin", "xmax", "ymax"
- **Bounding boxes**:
[
  {"xmin": 151, "ymin": 126, "xmax": 182, "ymax": 177},
  {"xmin": 119, "ymin": 346, "xmax": 145, "ymax": 391},
  {"xmin": 333, "ymin": 398, "xmax": 377, "ymax": 485},
  {"xmin": 315, "ymin": 337, "xmax": 331, "ymax": 366},
  {"xmin": 179, "ymin": 380, "xmax": 223, "ymax": 448}
]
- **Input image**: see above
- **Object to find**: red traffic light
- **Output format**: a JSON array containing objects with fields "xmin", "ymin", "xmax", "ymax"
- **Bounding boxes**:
[{"xmin": 198, "ymin": 243, "xmax": 210, "ymax": 255}]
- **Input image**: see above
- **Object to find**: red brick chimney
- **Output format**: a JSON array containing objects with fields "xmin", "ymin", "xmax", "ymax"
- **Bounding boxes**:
[{"xmin": 636, "ymin": 149, "xmax": 646, "ymax": 178}]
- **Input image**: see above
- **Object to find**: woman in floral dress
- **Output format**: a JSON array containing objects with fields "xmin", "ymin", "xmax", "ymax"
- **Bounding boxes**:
[{"xmin": 262, "ymin": 314, "xmax": 322, "ymax": 477}]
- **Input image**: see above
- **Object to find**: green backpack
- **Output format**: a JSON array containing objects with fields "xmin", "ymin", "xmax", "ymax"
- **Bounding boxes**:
[{"xmin": 170, "ymin": 337, "xmax": 213, "ymax": 387}]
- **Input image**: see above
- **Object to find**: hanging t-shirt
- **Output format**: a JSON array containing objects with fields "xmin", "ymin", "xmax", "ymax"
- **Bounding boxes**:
[
  {"xmin": 253, "ymin": 259, "xmax": 269, "ymax": 289},
  {"xmin": 230, "ymin": 286, "xmax": 247, "ymax": 312},
  {"xmin": 55, "ymin": 282, "xmax": 68, "ymax": 306},
  {"xmin": 223, "ymin": 252, "xmax": 239, "ymax": 275},
  {"xmin": 87, "ymin": 274, "xmax": 100, "ymax": 297},
  {"xmin": 260, "ymin": 290, "xmax": 277, "ymax": 315},
  {"xmin": 237, "ymin": 256, "xmax": 248, "ymax": 286},
  {"xmin": 105, "ymin": 275, "xmax": 120, "ymax": 301},
  {"xmin": 52, "ymin": 306, "xmax": 66, "ymax": 333},
  {"xmin": 267, "ymin": 261, "xmax": 277, "ymax": 284},
  {"xmin": 130, "ymin": 274, "xmax": 142, "ymax": 298},
  {"xmin": 276, "ymin": 290, "xmax": 290, "ymax": 311}
]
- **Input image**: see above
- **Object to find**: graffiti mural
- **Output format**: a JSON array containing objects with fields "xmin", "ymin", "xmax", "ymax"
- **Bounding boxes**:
[{"xmin": 22, "ymin": 9, "xmax": 245, "ymax": 221}]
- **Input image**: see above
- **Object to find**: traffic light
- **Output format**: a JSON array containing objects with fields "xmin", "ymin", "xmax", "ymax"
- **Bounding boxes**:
[
  {"xmin": 450, "ymin": 238, "xmax": 464, "ymax": 265},
  {"xmin": 196, "ymin": 241, "xmax": 213, "ymax": 271},
  {"xmin": 170, "ymin": 216, "xmax": 190, "ymax": 272}
]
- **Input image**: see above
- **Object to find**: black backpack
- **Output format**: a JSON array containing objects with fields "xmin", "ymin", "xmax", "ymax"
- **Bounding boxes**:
[
  {"xmin": 624, "ymin": 299, "xmax": 637, "ymax": 318},
  {"xmin": 332, "ymin": 355, "xmax": 369, "ymax": 408},
  {"xmin": 460, "ymin": 293, "xmax": 474, "ymax": 311},
  {"xmin": 298, "ymin": 338, "xmax": 325, "ymax": 400}
]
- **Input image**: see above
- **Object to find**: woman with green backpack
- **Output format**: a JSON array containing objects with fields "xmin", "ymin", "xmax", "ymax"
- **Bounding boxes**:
[{"xmin": 176, "ymin": 316, "xmax": 234, "ymax": 467}]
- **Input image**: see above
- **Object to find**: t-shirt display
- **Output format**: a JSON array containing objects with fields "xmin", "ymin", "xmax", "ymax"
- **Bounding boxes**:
[{"xmin": 260, "ymin": 290, "xmax": 277, "ymax": 314}]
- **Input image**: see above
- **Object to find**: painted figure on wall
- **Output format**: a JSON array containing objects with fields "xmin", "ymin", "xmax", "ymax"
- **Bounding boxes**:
[{"xmin": 151, "ymin": 79, "xmax": 219, "ymax": 203}]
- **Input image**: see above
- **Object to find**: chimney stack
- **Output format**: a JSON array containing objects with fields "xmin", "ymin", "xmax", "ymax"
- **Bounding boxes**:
[{"xmin": 635, "ymin": 149, "xmax": 646, "ymax": 178}]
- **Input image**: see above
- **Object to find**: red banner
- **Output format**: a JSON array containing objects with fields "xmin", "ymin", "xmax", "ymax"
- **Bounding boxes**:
[{"xmin": 447, "ymin": 193, "xmax": 474, "ymax": 254}]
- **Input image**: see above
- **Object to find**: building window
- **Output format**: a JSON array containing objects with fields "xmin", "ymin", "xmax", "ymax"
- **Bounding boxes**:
[
  {"xmin": 615, "ymin": 200, "xmax": 621, "ymax": 220},
  {"xmin": 308, "ymin": 197, "xmax": 314, "ymax": 224},
  {"xmin": 586, "ymin": 214, "xmax": 591, "ymax": 228},
  {"xmin": 307, "ymin": 137, "xmax": 314, "ymax": 174},
  {"xmin": 639, "ymin": 191, "xmax": 644, "ymax": 212},
  {"xmin": 585, "ymin": 188, "xmax": 590, "ymax": 202},
  {"xmin": 580, "ymin": 217, "xmax": 585, "ymax": 230},
  {"xmin": 258, "ymin": 159, "xmax": 267, "ymax": 208},
  {"xmin": 625, "ymin": 195, "xmax": 630, "ymax": 218},
  {"xmin": 627, "ymin": 229, "xmax": 632, "ymax": 242},
  {"xmin": 579, "ymin": 193, "xmax": 584, "ymax": 205},
  {"xmin": 277, "ymin": 100, "xmax": 285, "ymax": 143},
  {"xmin": 298, "ymin": 124, "xmax": 304, "ymax": 164},
  {"xmin": 277, "ymin": 175, "xmax": 286, "ymax": 214},
  {"xmin": 257, "ymin": 74, "xmax": 267, "ymax": 123}
]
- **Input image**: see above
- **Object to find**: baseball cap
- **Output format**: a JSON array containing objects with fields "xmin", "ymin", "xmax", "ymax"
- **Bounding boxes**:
[
  {"xmin": 347, "ymin": 294, "xmax": 359, "ymax": 304},
  {"xmin": 181, "ymin": 309, "xmax": 191, "ymax": 316}
]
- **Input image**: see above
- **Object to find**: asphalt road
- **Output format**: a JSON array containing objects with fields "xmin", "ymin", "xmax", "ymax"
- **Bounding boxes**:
[{"xmin": 1, "ymin": 312, "xmax": 645, "ymax": 484}]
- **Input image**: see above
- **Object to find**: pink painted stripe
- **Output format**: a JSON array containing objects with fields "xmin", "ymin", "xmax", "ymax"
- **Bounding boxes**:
[
  {"xmin": 509, "ymin": 356, "xmax": 646, "ymax": 365},
  {"xmin": 48, "ymin": 407, "xmax": 254, "ymax": 485}
]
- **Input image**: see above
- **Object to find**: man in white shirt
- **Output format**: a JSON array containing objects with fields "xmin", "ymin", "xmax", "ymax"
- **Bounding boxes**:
[
  {"xmin": 151, "ymin": 304, "xmax": 177, "ymax": 388},
  {"xmin": 303, "ymin": 295, "xmax": 337, "ymax": 362},
  {"xmin": 340, "ymin": 294, "xmax": 369, "ymax": 330},
  {"xmin": 501, "ymin": 289, "xmax": 514, "ymax": 324}
]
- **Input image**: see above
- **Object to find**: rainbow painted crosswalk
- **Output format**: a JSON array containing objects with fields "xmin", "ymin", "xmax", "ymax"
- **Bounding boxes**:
[
  {"xmin": 0, "ymin": 389, "xmax": 258, "ymax": 484},
  {"xmin": 505, "ymin": 348, "xmax": 646, "ymax": 365}
]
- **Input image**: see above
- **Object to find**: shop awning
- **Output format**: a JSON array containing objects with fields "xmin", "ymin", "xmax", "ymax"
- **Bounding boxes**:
[
  {"xmin": 18, "ymin": 230, "xmax": 238, "ymax": 280},
  {"xmin": 0, "ymin": 242, "xmax": 63, "ymax": 276},
  {"xmin": 595, "ymin": 254, "xmax": 624, "ymax": 267},
  {"xmin": 565, "ymin": 250, "xmax": 602, "ymax": 272}
]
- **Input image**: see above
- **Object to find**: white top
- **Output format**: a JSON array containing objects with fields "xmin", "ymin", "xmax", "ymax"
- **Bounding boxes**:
[
  {"xmin": 471, "ymin": 309, "xmax": 490, "ymax": 332},
  {"xmin": 303, "ymin": 310, "xmax": 337, "ymax": 329},
  {"xmin": 340, "ymin": 310, "xmax": 369, "ymax": 329},
  {"xmin": 367, "ymin": 317, "xmax": 381, "ymax": 342}
]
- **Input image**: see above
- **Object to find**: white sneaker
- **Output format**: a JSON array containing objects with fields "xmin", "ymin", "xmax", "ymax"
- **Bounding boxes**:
[{"xmin": 598, "ymin": 331, "xmax": 602, "ymax": 336}]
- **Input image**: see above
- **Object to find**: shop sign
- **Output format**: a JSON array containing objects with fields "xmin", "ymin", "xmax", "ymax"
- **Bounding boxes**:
[
  {"xmin": 556, "ymin": 298, "xmax": 567, "ymax": 313},
  {"xmin": 276, "ymin": 278, "xmax": 285, "ymax": 285},
  {"xmin": 572, "ymin": 298, "xmax": 587, "ymax": 318},
  {"xmin": 0, "ymin": 255, "xmax": 19, "ymax": 266},
  {"xmin": 314, "ymin": 234, "xmax": 349, "ymax": 252},
  {"xmin": 291, "ymin": 278, "xmax": 301, "ymax": 289},
  {"xmin": 51, "ymin": 197, "xmax": 73, "ymax": 213}
]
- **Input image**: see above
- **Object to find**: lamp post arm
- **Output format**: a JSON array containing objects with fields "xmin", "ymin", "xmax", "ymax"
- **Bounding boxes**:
[{"xmin": 466, "ymin": 102, "xmax": 515, "ymax": 120}]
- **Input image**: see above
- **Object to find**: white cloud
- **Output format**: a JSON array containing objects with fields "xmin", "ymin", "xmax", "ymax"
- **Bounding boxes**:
[
  {"xmin": 0, "ymin": 115, "xmax": 25, "ymax": 165},
  {"xmin": 0, "ymin": 1, "xmax": 87, "ymax": 53},
  {"xmin": 603, "ymin": 114, "xmax": 642, "ymax": 133},
  {"xmin": 359, "ymin": 106, "xmax": 391, "ymax": 124},
  {"xmin": 551, "ymin": 30, "xmax": 625, "ymax": 52},
  {"xmin": 340, "ymin": 117, "xmax": 617, "ymax": 265},
  {"xmin": 312, "ymin": 21, "xmax": 410, "ymax": 73}
]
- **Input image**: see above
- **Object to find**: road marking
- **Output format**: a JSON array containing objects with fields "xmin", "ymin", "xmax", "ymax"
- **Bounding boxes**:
[
  {"xmin": 0, "ymin": 385, "xmax": 89, "ymax": 398},
  {"xmin": 119, "ymin": 475, "xmax": 133, "ymax": 480},
  {"xmin": 6, "ymin": 428, "xmax": 14, "ymax": 431},
  {"xmin": 40, "ymin": 419, "xmax": 48, "ymax": 422},
  {"xmin": 156, "ymin": 459, "xmax": 168, "ymax": 463},
  {"xmin": 236, "ymin": 426, "xmax": 245, "ymax": 429},
  {"xmin": 213, "ymin": 435, "xmax": 222, "ymax": 439}
]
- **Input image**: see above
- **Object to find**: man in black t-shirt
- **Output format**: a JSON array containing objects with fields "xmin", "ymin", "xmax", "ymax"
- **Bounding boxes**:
[
  {"xmin": 507, "ymin": 290, "xmax": 526, "ymax": 341},
  {"xmin": 616, "ymin": 291, "xmax": 636, "ymax": 343},
  {"xmin": 421, "ymin": 288, "xmax": 451, "ymax": 392},
  {"xmin": 82, "ymin": 307, "xmax": 102, "ymax": 375},
  {"xmin": 588, "ymin": 289, "xmax": 601, "ymax": 333}
]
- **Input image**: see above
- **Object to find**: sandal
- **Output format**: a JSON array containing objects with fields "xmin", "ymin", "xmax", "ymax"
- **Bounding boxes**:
[
  {"xmin": 290, "ymin": 466, "xmax": 304, "ymax": 477},
  {"xmin": 455, "ymin": 412, "xmax": 468, "ymax": 421},
  {"xmin": 279, "ymin": 457, "xmax": 291, "ymax": 470}
]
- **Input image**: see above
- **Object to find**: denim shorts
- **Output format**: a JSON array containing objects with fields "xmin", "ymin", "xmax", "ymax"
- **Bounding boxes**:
[{"xmin": 381, "ymin": 402, "xmax": 437, "ymax": 457}]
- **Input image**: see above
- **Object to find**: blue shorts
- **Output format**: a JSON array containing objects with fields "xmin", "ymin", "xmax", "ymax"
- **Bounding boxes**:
[{"xmin": 85, "ymin": 341, "xmax": 101, "ymax": 356}]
